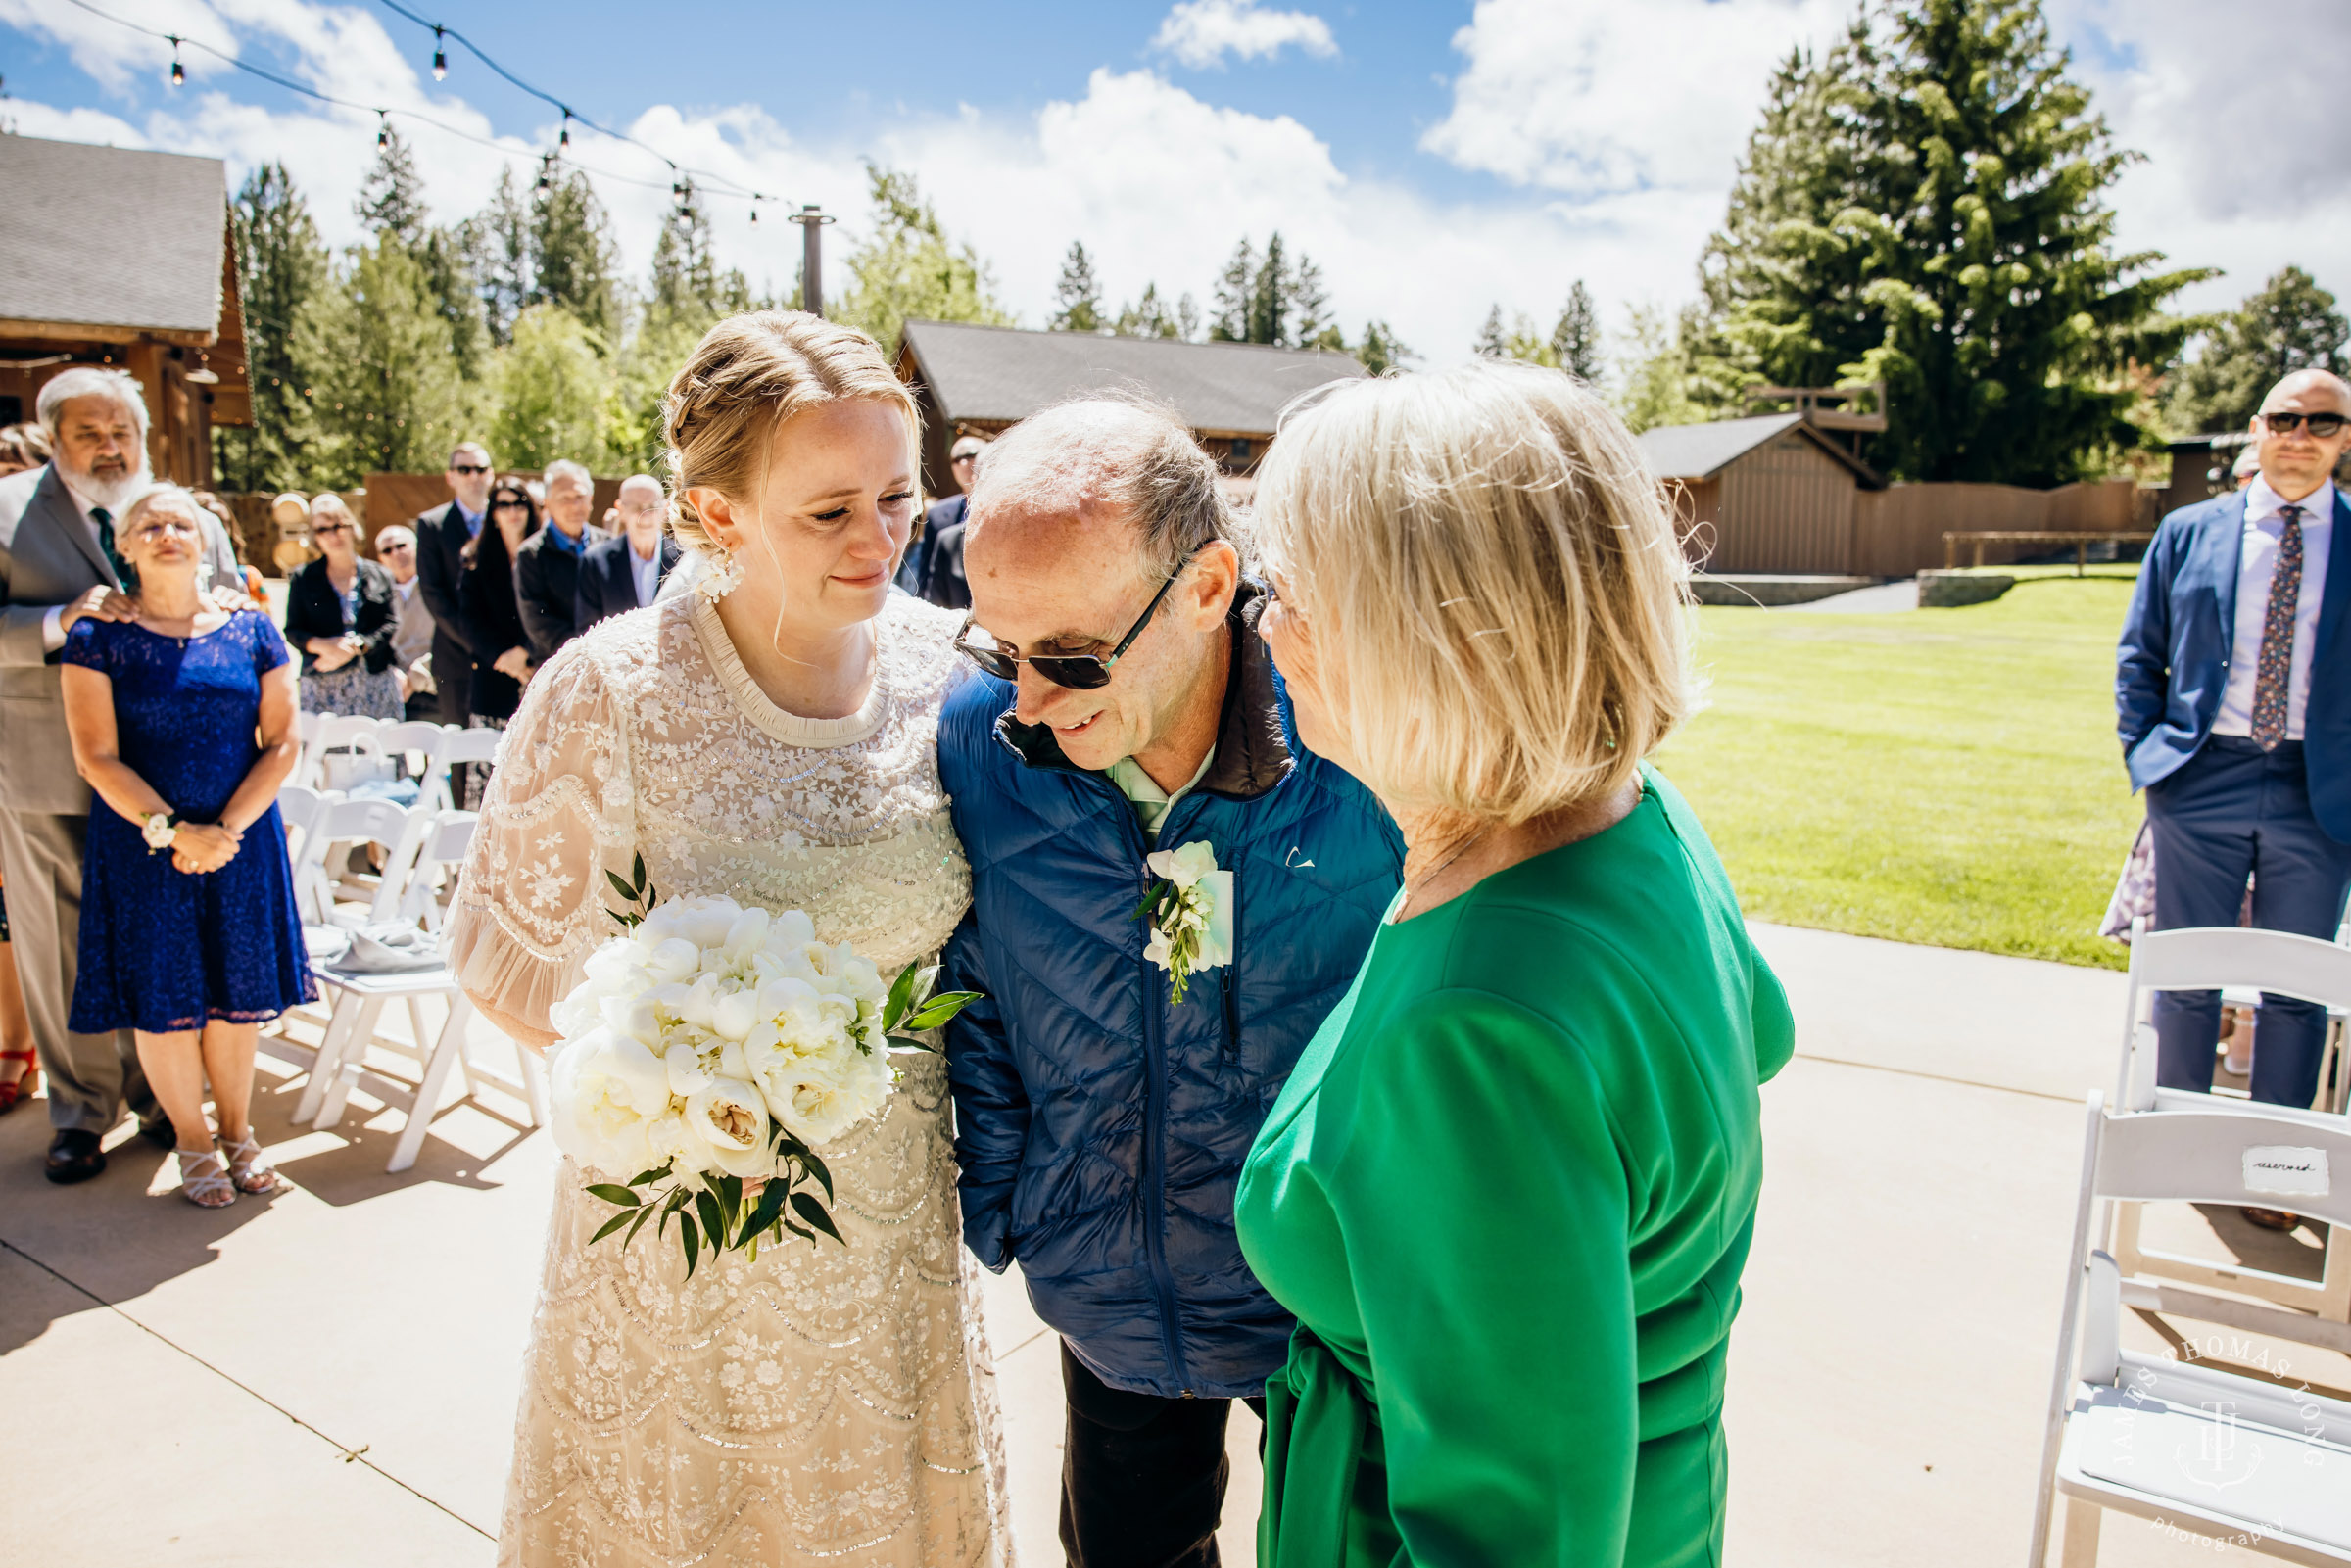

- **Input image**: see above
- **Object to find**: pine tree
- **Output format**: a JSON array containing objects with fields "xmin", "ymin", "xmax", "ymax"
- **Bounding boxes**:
[
  {"xmin": 1288, "ymin": 253, "xmax": 1332, "ymax": 348},
  {"xmin": 1176, "ymin": 292, "xmax": 1202, "ymax": 343},
  {"xmin": 1694, "ymin": 0, "xmax": 2211, "ymax": 484},
  {"xmin": 216, "ymin": 162, "xmax": 329, "ymax": 491},
  {"xmin": 1115, "ymin": 282, "xmax": 1180, "ymax": 339},
  {"xmin": 355, "ymin": 125, "xmax": 428, "ymax": 248},
  {"xmin": 1354, "ymin": 320, "xmax": 1413, "ymax": 376},
  {"xmin": 2168, "ymin": 266, "xmax": 2349, "ymax": 435},
  {"xmin": 1210, "ymin": 240, "xmax": 1257, "ymax": 342},
  {"xmin": 1051, "ymin": 242, "xmax": 1106, "ymax": 333},
  {"xmin": 462, "ymin": 167, "xmax": 533, "ymax": 346},
  {"xmin": 1473, "ymin": 305, "xmax": 1507, "ymax": 358},
  {"xmin": 835, "ymin": 166, "xmax": 1012, "ymax": 355},
  {"xmin": 529, "ymin": 169, "xmax": 621, "ymax": 344},
  {"xmin": 1551, "ymin": 282, "xmax": 1602, "ymax": 381},
  {"xmin": 295, "ymin": 236, "xmax": 471, "ymax": 485},
  {"xmin": 416, "ymin": 227, "xmax": 489, "ymax": 383},
  {"xmin": 1612, "ymin": 305, "xmax": 1706, "ymax": 433},
  {"xmin": 1247, "ymin": 234, "xmax": 1289, "ymax": 347},
  {"xmin": 1503, "ymin": 311, "xmax": 1557, "ymax": 366},
  {"xmin": 649, "ymin": 188, "xmax": 723, "ymax": 322}
]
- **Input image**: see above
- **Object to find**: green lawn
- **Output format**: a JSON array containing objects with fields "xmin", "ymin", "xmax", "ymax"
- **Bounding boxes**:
[{"xmin": 1653, "ymin": 568, "xmax": 2146, "ymax": 969}]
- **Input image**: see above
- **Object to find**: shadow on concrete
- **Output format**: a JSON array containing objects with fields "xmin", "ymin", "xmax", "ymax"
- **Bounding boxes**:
[{"xmin": 0, "ymin": 1061, "xmax": 535, "ymax": 1357}]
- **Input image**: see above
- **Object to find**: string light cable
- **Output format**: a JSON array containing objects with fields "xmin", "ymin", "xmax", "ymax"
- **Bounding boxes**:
[
  {"xmin": 369, "ymin": 0, "xmax": 775, "ymax": 208},
  {"xmin": 46, "ymin": 0, "xmax": 783, "ymax": 215}
]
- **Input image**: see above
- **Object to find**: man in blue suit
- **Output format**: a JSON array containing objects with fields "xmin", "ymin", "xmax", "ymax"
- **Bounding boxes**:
[
  {"xmin": 2118, "ymin": 369, "xmax": 2351, "ymax": 1182},
  {"xmin": 936, "ymin": 397, "xmax": 1401, "ymax": 1568}
]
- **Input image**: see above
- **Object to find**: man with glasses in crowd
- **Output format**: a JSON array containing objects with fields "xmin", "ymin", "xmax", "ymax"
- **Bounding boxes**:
[
  {"xmin": 369, "ymin": 523, "xmax": 438, "ymax": 719},
  {"xmin": 933, "ymin": 395, "xmax": 1402, "ymax": 1568},
  {"xmin": 2119, "ymin": 368, "xmax": 2351, "ymax": 1228},
  {"xmin": 413, "ymin": 442, "xmax": 496, "ymax": 726},
  {"xmin": 903, "ymin": 433, "xmax": 985, "ymax": 609},
  {"xmin": 575, "ymin": 473, "xmax": 680, "ymax": 634}
]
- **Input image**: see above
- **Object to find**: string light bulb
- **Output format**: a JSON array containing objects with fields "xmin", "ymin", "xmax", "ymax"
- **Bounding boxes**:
[
  {"xmin": 559, "ymin": 111, "xmax": 570, "ymax": 149},
  {"xmin": 168, "ymin": 37, "xmax": 184, "ymax": 87},
  {"xmin": 431, "ymin": 25, "xmax": 447, "ymax": 81},
  {"xmin": 377, "ymin": 113, "xmax": 389, "ymax": 149}
]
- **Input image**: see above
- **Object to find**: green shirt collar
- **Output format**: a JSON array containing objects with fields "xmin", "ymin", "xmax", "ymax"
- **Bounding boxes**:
[{"xmin": 1105, "ymin": 747, "xmax": 1217, "ymax": 841}]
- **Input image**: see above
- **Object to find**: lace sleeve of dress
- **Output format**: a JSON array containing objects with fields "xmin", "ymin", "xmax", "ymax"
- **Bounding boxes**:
[{"xmin": 446, "ymin": 641, "xmax": 634, "ymax": 1035}]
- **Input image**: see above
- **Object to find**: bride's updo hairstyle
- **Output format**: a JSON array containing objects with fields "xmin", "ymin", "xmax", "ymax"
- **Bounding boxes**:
[
  {"xmin": 660, "ymin": 310, "xmax": 921, "ymax": 562},
  {"xmin": 1251, "ymin": 359, "xmax": 1693, "ymax": 827}
]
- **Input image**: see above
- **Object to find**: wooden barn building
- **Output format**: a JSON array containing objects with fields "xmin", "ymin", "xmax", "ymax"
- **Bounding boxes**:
[
  {"xmin": 894, "ymin": 320, "xmax": 1364, "ymax": 500},
  {"xmin": 1639, "ymin": 412, "xmax": 1885, "ymax": 575},
  {"xmin": 0, "ymin": 134, "xmax": 250, "ymax": 484}
]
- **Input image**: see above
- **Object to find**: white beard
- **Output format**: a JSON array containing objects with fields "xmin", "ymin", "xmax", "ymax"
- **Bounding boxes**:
[{"xmin": 60, "ymin": 457, "xmax": 150, "ymax": 513}]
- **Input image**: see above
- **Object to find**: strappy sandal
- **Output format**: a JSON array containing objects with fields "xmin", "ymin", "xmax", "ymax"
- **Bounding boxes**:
[
  {"xmin": 218, "ymin": 1128, "xmax": 284, "ymax": 1196},
  {"xmin": 176, "ymin": 1145, "xmax": 236, "ymax": 1209},
  {"xmin": 0, "ymin": 1048, "xmax": 35, "ymax": 1113}
]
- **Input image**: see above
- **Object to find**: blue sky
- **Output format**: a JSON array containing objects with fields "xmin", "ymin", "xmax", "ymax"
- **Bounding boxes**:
[{"xmin": 5, "ymin": 0, "xmax": 2347, "ymax": 364}]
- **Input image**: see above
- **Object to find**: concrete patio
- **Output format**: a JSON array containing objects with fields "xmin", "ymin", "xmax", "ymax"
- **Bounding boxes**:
[{"xmin": 2, "ymin": 923, "xmax": 2341, "ymax": 1567}]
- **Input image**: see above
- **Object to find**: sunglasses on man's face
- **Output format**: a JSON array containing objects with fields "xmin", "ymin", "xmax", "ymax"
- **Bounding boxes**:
[
  {"xmin": 953, "ymin": 558, "xmax": 1194, "ymax": 691},
  {"xmin": 312, "ymin": 523, "xmax": 353, "ymax": 537},
  {"xmin": 2262, "ymin": 411, "xmax": 2349, "ymax": 439},
  {"xmin": 450, "ymin": 463, "xmax": 492, "ymax": 476},
  {"xmin": 380, "ymin": 540, "xmax": 414, "ymax": 551}
]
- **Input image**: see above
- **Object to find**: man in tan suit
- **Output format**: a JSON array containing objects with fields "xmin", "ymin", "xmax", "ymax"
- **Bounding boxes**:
[{"xmin": 0, "ymin": 368, "xmax": 235, "ymax": 1182}]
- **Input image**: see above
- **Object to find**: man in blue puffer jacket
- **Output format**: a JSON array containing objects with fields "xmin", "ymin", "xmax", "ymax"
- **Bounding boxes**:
[{"xmin": 936, "ymin": 395, "xmax": 1402, "ymax": 1567}]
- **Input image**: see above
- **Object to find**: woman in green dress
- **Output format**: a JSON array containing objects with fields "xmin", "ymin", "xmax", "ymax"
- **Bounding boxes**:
[{"xmin": 1234, "ymin": 360, "xmax": 1795, "ymax": 1567}]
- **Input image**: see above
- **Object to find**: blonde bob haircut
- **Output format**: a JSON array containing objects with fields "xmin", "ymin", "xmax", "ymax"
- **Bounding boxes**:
[
  {"xmin": 1251, "ymin": 360, "xmax": 1693, "ymax": 827},
  {"xmin": 660, "ymin": 310, "xmax": 921, "ymax": 562}
]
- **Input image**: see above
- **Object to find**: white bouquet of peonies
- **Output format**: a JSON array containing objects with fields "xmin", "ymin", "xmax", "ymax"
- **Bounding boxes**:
[{"xmin": 546, "ymin": 858, "xmax": 979, "ymax": 1276}]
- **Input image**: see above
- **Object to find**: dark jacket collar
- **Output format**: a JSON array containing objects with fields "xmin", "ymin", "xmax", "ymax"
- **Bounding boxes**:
[{"xmin": 992, "ymin": 579, "xmax": 1297, "ymax": 803}]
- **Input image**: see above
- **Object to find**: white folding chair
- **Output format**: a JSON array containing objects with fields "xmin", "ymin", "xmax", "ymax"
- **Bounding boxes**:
[
  {"xmin": 377, "ymin": 719, "xmax": 453, "ymax": 805},
  {"xmin": 292, "ymin": 711, "xmax": 325, "ymax": 787},
  {"xmin": 299, "ymin": 812, "xmax": 542, "ymax": 1172},
  {"xmin": 395, "ymin": 810, "xmax": 476, "ymax": 935},
  {"xmin": 2109, "ymin": 927, "xmax": 2351, "ymax": 1326},
  {"xmin": 269, "ymin": 797, "xmax": 429, "ymax": 1083},
  {"xmin": 2028, "ymin": 1088, "xmax": 2351, "ymax": 1564}
]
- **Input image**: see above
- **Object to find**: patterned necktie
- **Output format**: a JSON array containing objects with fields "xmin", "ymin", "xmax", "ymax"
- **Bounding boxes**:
[
  {"xmin": 2248, "ymin": 502, "xmax": 2305, "ymax": 751},
  {"xmin": 91, "ymin": 506, "xmax": 129, "ymax": 587}
]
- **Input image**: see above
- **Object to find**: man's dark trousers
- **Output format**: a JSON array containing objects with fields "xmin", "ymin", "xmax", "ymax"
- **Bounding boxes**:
[
  {"xmin": 2149, "ymin": 736, "xmax": 2351, "ymax": 1106},
  {"xmin": 1060, "ymin": 1345, "xmax": 1264, "ymax": 1568}
]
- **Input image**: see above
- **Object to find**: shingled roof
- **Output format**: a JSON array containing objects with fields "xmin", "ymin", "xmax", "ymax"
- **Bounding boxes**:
[
  {"xmin": 1638, "ymin": 412, "xmax": 1883, "ymax": 488},
  {"xmin": 898, "ymin": 319, "xmax": 1366, "ymax": 437},
  {"xmin": 0, "ymin": 134, "xmax": 228, "ymax": 338}
]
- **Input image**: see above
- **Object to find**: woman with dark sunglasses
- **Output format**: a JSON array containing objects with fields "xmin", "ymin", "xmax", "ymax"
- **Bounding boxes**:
[{"xmin": 456, "ymin": 481, "xmax": 541, "ymax": 805}]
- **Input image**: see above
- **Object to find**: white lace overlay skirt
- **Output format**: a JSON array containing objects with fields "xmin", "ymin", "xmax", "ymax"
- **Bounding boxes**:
[{"xmin": 498, "ymin": 1054, "xmax": 1014, "ymax": 1567}]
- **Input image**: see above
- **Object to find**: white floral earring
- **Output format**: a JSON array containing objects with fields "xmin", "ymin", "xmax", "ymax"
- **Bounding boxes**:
[{"xmin": 697, "ymin": 545, "xmax": 745, "ymax": 601}]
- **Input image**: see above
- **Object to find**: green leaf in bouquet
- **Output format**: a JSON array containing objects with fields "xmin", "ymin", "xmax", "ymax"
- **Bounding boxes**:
[
  {"xmin": 885, "ymin": 960, "xmax": 922, "ymax": 1031},
  {"xmin": 605, "ymin": 869, "xmax": 639, "ymax": 903},
  {"xmin": 586, "ymin": 1183, "xmax": 642, "ymax": 1208},
  {"xmin": 632, "ymin": 851, "xmax": 648, "ymax": 895},
  {"xmin": 902, "ymin": 990, "xmax": 984, "ymax": 1032},
  {"xmin": 659, "ymin": 1187, "xmax": 690, "ymax": 1238},
  {"xmin": 695, "ymin": 1187, "xmax": 727, "ymax": 1253},
  {"xmin": 739, "ymin": 1178, "xmax": 792, "ymax": 1248},
  {"xmin": 790, "ymin": 1191, "xmax": 844, "ymax": 1245},
  {"xmin": 628, "ymin": 1165, "xmax": 672, "ymax": 1187},
  {"xmin": 624, "ymin": 1205, "xmax": 657, "ymax": 1247},
  {"xmin": 590, "ymin": 1209, "xmax": 639, "ymax": 1244},
  {"xmin": 680, "ymin": 1213, "xmax": 700, "ymax": 1277},
  {"xmin": 713, "ymin": 1173, "xmax": 743, "ymax": 1232},
  {"xmin": 887, "ymin": 1032, "xmax": 943, "ymax": 1055},
  {"xmin": 797, "ymin": 1144, "xmax": 835, "ymax": 1204}
]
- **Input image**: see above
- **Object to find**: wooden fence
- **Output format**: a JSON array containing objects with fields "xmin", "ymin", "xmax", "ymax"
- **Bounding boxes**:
[{"xmin": 1852, "ymin": 479, "xmax": 2158, "ymax": 578}]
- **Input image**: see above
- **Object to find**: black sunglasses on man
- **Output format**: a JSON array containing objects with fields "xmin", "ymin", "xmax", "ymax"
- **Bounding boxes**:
[
  {"xmin": 953, "ymin": 554, "xmax": 1196, "ymax": 690},
  {"xmin": 2261, "ymin": 410, "xmax": 2348, "ymax": 439}
]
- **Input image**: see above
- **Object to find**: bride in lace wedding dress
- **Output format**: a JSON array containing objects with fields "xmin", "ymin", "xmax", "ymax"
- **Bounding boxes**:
[{"xmin": 446, "ymin": 312, "xmax": 1012, "ymax": 1567}]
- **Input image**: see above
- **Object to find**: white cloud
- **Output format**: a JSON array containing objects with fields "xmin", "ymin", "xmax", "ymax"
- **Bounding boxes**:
[
  {"xmin": 1421, "ymin": 0, "xmax": 1843, "ymax": 199},
  {"xmin": 1151, "ymin": 0, "xmax": 1337, "ymax": 70},
  {"xmin": 2051, "ymin": 0, "xmax": 2351, "ymax": 316}
]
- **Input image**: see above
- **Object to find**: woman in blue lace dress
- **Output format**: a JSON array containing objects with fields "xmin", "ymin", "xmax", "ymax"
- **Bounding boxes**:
[{"xmin": 60, "ymin": 485, "xmax": 312, "ymax": 1209}]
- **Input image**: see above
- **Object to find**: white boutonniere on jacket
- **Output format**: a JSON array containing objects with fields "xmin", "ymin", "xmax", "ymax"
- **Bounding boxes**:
[{"xmin": 1133, "ymin": 839, "xmax": 1234, "ymax": 1004}]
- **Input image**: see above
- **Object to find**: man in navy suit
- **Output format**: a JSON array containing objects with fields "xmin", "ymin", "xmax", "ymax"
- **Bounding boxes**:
[
  {"xmin": 575, "ymin": 474, "xmax": 680, "ymax": 634},
  {"xmin": 897, "ymin": 434, "xmax": 983, "ymax": 608},
  {"xmin": 2118, "ymin": 369, "xmax": 2351, "ymax": 1189},
  {"xmin": 412, "ymin": 441, "xmax": 495, "ymax": 725}
]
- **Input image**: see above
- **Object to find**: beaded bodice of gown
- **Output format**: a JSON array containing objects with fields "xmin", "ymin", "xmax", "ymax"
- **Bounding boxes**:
[{"xmin": 447, "ymin": 590, "xmax": 1011, "ymax": 1567}]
